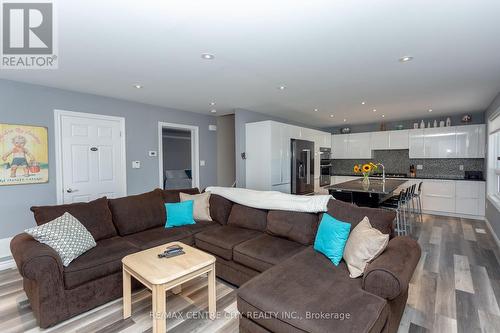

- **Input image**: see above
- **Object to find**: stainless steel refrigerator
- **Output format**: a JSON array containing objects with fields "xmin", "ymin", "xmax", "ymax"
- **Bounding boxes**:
[{"xmin": 291, "ymin": 139, "xmax": 315, "ymax": 195}]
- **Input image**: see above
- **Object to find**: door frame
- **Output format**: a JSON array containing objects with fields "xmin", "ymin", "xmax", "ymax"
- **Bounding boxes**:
[
  {"xmin": 158, "ymin": 122, "xmax": 200, "ymax": 189},
  {"xmin": 54, "ymin": 109, "xmax": 127, "ymax": 204}
]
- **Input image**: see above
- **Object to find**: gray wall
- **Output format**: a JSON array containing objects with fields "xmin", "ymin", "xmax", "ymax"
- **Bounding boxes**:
[
  {"xmin": 326, "ymin": 111, "xmax": 485, "ymax": 134},
  {"xmin": 0, "ymin": 79, "xmax": 217, "ymax": 239},
  {"xmin": 485, "ymin": 93, "xmax": 500, "ymax": 240},
  {"xmin": 217, "ymin": 115, "xmax": 236, "ymax": 187},
  {"xmin": 234, "ymin": 109, "xmax": 318, "ymax": 187}
]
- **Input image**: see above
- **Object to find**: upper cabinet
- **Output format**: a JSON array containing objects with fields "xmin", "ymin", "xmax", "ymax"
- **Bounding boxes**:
[
  {"xmin": 423, "ymin": 127, "xmax": 457, "ymax": 158},
  {"xmin": 333, "ymin": 124, "xmax": 486, "ymax": 160},
  {"xmin": 331, "ymin": 133, "xmax": 372, "ymax": 159},
  {"xmin": 370, "ymin": 130, "xmax": 409, "ymax": 150},
  {"xmin": 456, "ymin": 124, "xmax": 485, "ymax": 158}
]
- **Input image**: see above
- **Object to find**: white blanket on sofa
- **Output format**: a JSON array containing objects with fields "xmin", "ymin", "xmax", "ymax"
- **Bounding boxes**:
[{"xmin": 205, "ymin": 186, "xmax": 332, "ymax": 213}]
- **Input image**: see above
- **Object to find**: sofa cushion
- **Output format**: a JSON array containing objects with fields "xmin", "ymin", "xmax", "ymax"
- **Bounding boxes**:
[
  {"xmin": 180, "ymin": 220, "xmax": 219, "ymax": 235},
  {"xmin": 162, "ymin": 188, "xmax": 200, "ymax": 203},
  {"xmin": 325, "ymin": 199, "xmax": 395, "ymax": 235},
  {"xmin": 233, "ymin": 234, "xmax": 305, "ymax": 272},
  {"xmin": 195, "ymin": 226, "xmax": 262, "ymax": 260},
  {"xmin": 266, "ymin": 210, "xmax": 318, "ymax": 245},
  {"xmin": 31, "ymin": 197, "xmax": 116, "ymax": 241},
  {"xmin": 123, "ymin": 226, "xmax": 193, "ymax": 250},
  {"xmin": 109, "ymin": 189, "xmax": 165, "ymax": 236},
  {"xmin": 209, "ymin": 194, "xmax": 233, "ymax": 225},
  {"xmin": 237, "ymin": 247, "xmax": 389, "ymax": 333},
  {"xmin": 227, "ymin": 204, "xmax": 268, "ymax": 231},
  {"xmin": 63, "ymin": 236, "xmax": 138, "ymax": 289}
]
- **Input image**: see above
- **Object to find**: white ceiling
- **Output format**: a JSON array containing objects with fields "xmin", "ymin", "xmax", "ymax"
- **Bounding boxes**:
[{"xmin": 2, "ymin": 0, "xmax": 500, "ymax": 127}]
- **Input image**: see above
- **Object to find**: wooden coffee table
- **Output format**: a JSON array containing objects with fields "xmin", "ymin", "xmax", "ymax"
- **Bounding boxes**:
[{"xmin": 122, "ymin": 242, "xmax": 216, "ymax": 333}]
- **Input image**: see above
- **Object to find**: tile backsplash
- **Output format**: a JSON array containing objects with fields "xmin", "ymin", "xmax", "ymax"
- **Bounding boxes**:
[{"xmin": 331, "ymin": 149, "xmax": 484, "ymax": 179}]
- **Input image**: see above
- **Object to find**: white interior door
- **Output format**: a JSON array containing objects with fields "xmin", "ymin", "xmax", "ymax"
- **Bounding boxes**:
[{"xmin": 58, "ymin": 112, "xmax": 126, "ymax": 203}]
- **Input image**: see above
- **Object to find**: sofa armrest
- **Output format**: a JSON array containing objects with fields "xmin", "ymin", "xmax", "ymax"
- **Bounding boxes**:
[
  {"xmin": 10, "ymin": 233, "xmax": 63, "ymax": 280},
  {"xmin": 362, "ymin": 236, "xmax": 421, "ymax": 300}
]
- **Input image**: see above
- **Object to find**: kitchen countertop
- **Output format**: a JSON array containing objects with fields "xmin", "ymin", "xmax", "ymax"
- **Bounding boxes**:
[
  {"xmin": 331, "ymin": 174, "xmax": 485, "ymax": 182},
  {"xmin": 325, "ymin": 179, "xmax": 407, "ymax": 194}
]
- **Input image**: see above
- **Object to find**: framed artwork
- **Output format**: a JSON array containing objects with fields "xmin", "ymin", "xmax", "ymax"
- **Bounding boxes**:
[{"xmin": 0, "ymin": 124, "xmax": 49, "ymax": 185}]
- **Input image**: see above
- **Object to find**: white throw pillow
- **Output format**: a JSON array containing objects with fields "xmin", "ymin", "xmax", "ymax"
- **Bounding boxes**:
[
  {"xmin": 24, "ymin": 212, "xmax": 96, "ymax": 266},
  {"xmin": 180, "ymin": 192, "xmax": 213, "ymax": 221},
  {"xmin": 343, "ymin": 216, "xmax": 389, "ymax": 278}
]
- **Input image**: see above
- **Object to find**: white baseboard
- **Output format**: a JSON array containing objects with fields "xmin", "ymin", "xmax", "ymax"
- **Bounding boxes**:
[
  {"xmin": 0, "ymin": 237, "xmax": 15, "ymax": 270},
  {"xmin": 421, "ymin": 210, "xmax": 485, "ymax": 220},
  {"xmin": 485, "ymin": 218, "xmax": 500, "ymax": 250}
]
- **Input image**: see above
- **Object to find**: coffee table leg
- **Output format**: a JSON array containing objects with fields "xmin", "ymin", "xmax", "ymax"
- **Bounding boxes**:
[
  {"xmin": 208, "ymin": 264, "xmax": 216, "ymax": 319},
  {"xmin": 123, "ymin": 269, "xmax": 131, "ymax": 319},
  {"xmin": 152, "ymin": 285, "xmax": 166, "ymax": 333}
]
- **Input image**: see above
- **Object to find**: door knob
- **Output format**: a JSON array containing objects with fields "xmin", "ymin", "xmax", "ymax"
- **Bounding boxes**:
[{"xmin": 66, "ymin": 188, "xmax": 78, "ymax": 193}]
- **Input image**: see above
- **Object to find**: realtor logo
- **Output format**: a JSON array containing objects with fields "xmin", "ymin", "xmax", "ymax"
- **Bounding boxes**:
[{"xmin": 1, "ymin": 0, "xmax": 58, "ymax": 69}]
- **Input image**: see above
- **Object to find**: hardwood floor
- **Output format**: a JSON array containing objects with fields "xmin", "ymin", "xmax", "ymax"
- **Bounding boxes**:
[{"xmin": 0, "ymin": 214, "xmax": 498, "ymax": 332}]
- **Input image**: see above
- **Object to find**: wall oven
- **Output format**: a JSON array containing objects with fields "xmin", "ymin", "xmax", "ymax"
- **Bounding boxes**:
[{"xmin": 319, "ymin": 147, "xmax": 331, "ymax": 187}]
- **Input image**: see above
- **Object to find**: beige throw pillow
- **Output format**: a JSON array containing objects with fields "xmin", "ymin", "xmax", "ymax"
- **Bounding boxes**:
[
  {"xmin": 180, "ymin": 192, "xmax": 212, "ymax": 221},
  {"xmin": 343, "ymin": 216, "xmax": 389, "ymax": 278}
]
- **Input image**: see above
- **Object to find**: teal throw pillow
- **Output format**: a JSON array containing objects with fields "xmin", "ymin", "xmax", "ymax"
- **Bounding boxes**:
[
  {"xmin": 165, "ymin": 200, "xmax": 196, "ymax": 228},
  {"xmin": 314, "ymin": 213, "xmax": 351, "ymax": 266}
]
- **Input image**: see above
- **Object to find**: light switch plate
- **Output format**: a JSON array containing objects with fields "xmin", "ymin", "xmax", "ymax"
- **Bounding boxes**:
[
  {"xmin": 148, "ymin": 151, "xmax": 157, "ymax": 157},
  {"xmin": 417, "ymin": 165, "xmax": 423, "ymax": 170},
  {"xmin": 459, "ymin": 165, "xmax": 464, "ymax": 171},
  {"xmin": 209, "ymin": 125, "xmax": 217, "ymax": 131},
  {"xmin": 200, "ymin": 160, "xmax": 206, "ymax": 166},
  {"xmin": 132, "ymin": 161, "xmax": 141, "ymax": 169}
]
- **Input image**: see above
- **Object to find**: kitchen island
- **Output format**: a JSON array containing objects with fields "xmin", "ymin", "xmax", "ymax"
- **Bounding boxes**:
[{"xmin": 325, "ymin": 178, "xmax": 407, "ymax": 208}]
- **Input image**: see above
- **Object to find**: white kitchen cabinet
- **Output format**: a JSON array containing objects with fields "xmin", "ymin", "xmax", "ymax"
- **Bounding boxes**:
[
  {"xmin": 421, "ymin": 180, "xmax": 456, "ymax": 213},
  {"xmin": 349, "ymin": 133, "xmax": 372, "ymax": 158},
  {"xmin": 455, "ymin": 181, "xmax": 485, "ymax": 216},
  {"xmin": 371, "ymin": 132, "xmax": 389, "ymax": 150},
  {"xmin": 423, "ymin": 127, "xmax": 456, "ymax": 158},
  {"xmin": 332, "ymin": 134, "xmax": 349, "ymax": 159},
  {"xmin": 409, "ymin": 129, "xmax": 425, "ymax": 158},
  {"xmin": 389, "ymin": 130, "xmax": 409, "ymax": 149},
  {"xmin": 456, "ymin": 124, "xmax": 486, "ymax": 158}
]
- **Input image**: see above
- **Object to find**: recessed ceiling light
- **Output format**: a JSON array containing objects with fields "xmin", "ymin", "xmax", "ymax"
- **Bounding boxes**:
[
  {"xmin": 428, "ymin": 109, "xmax": 433, "ymax": 112},
  {"xmin": 343, "ymin": 119, "xmax": 347, "ymax": 122},
  {"xmin": 361, "ymin": 101, "xmax": 366, "ymax": 105},
  {"xmin": 210, "ymin": 109, "xmax": 217, "ymax": 113},
  {"xmin": 399, "ymin": 56, "xmax": 413, "ymax": 63},
  {"xmin": 133, "ymin": 84, "xmax": 143, "ymax": 89},
  {"xmin": 201, "ymin": 53, "xmax": 215, "ymax": 60},
  {"xmin": 278, "ymin": 85, "xmax": 286, "ymax": 90},
  {"xmin": 329, "ymin": 114, "xmax": 334, "ymax": 118},
  {"xmin": 210, "ymin": 101, "xmax": 216, "ymax": 106},
  {"xmin": 382, "ymin": 114, "xmax": 385, "ymax": 118},
  {"xmin": 373, "ymin": 109, "xmax": 377, "ymax": 112},
  {"xmin": 314, "ymin": 108, "xmax": 319, "ymax": 112}
]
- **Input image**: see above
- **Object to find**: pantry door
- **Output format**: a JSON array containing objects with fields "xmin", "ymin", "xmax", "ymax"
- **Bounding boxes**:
[{"xmin": 54, "ymin": 110, "xmax": 127, "ymax": 204}]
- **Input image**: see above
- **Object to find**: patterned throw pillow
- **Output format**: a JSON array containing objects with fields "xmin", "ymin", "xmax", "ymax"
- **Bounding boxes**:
[{"xmin": 25, "ymin": 212, "xmax": 96, "ymax": 266}]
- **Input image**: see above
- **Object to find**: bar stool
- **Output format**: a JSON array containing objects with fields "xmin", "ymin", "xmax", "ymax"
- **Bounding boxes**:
[
  {"xmin": 411, "ymin": 182, "xmax": 423, "ymax": 224},
  {"xmin": 380, "ymin": 190, "xmax": 407, "ymax": 236},
  {"xmin": 404, "ymin": 184, "xmax": 416, "ymax": 234}
]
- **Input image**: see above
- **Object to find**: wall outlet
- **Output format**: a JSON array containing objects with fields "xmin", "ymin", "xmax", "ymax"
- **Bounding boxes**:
[
  {"xmin": 416, "ymin": 165, "xmax": 423, "ymax": 170},
  {"xmin": 459, "ymin": 165, "xmax": 464, "ymax": 171},
  {"xmin": 132, "ymin": 161, "xmax": 141, "ymax": 169},
  {"xmin": 148, "ymin": 151, "xmax": 157, "ymax": 157},
  {"xmin": 200, "ymin": 160, "xmax": 206, "ymax": 166}
]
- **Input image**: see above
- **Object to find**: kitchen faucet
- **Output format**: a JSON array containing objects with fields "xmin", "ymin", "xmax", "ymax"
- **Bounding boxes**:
[{"xmin": 376, "ymin": 163, "xmax": 385, "ymax": 182}]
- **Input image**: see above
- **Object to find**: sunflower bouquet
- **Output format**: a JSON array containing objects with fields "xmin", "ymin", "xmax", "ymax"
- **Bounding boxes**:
[{"xmin": 353, "ymin": 162, "xmax": 378, "ymax": 182}]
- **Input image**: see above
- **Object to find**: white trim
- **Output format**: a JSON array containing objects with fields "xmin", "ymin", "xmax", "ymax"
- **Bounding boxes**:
[
  {"xmin": 54, "ymin": 110, "xmax": 127, "ymax": 204},
  {"xmin": 485, "ymin": 218, "xmax": 500, "ymax": 250},
  {"xmin": 158, "ymin": 122, "xmax": 200, "ymax": 189},
  {"xmin": 0, "ymin": 237, "xmax": 15, "ymax": 270}
]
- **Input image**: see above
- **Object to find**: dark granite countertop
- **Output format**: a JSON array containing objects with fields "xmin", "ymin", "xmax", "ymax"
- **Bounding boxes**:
[
  {"xmin": 325, "ymin": 179, "xmax": 407, "ymax": 194},
  {"xmin": 331, "ymin": 173, "xmax": 485, "ymax": 182}
]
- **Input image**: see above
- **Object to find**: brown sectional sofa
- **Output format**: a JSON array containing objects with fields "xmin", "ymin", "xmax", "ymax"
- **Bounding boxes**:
[{"xmin": 10, "ymin": 187, "xmax": 421, "ymax": 332}]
